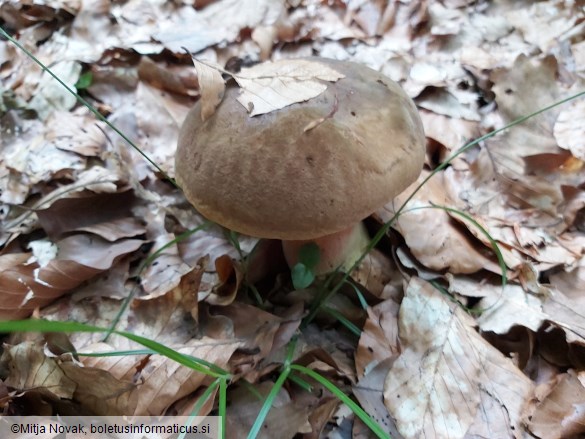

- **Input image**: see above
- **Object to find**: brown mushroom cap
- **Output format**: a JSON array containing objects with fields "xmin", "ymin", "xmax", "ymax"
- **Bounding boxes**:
[{"xmin": 175, "ymin": 57, "xmax": 425, "ymax": 240}]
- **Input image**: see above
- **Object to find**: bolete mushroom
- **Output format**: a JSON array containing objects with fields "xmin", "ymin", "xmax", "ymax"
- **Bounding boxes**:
[{"xmin": 175, "ymin": 57, "xmax": 425, "ymax": 276}]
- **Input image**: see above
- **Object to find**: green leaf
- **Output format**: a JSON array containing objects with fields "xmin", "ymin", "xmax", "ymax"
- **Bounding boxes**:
[
  {"xmin": 291, "ymin": 262, "xmax": 315, "ymax": 290},
  {"xmin": 298, "ymin": 242, "xmax": 320, "ymax": 269},
  {"xmin": 291, "ymin": 243, "xmax": 320, "ymax": 289},
  {"xmin": 75, "ymin": 71, "xmax": 93, "ymax": 90}
]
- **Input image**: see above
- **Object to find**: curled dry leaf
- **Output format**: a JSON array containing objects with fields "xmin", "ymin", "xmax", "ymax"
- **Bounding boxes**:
[
  {"xmin": 140, "ymin": 232, "xmax": 192, "ymax": 299},
  {"xmin": 234, "ymin": 59, "xmax": 345, "ymax": 116},
  {"xmin": 1, "ymin": 341, "xmax": 76, "ymax": 400},
  {"xmin": 528, "ymin": 370, "xmax": 585, "ymax": 439},
  {"xmin": 201, "ymin": 254, "xmax": 243, "ymax": 306},
  {"xmin": 384, "ymin": 277, "xmax": 533, "ymax": 439},
  {"xmin": 191, "ymin": 59, "xmax": 225, "ymax": 121},
  {"xmin": 0, "ymin": 235, "xmax": 143, "ymax": 320},
  {"xmin": 45, "ymin": 109, "xmax": 107, "ymax": 157},
  {"xmin": 355, "ymin": 300, "xmax": 400, "ymax": 378},
  {"xmin": 378, "ymin": 170, "xmax": 502, "ymax": 274}
]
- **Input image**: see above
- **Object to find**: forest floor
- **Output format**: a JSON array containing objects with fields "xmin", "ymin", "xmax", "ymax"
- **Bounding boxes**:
[{"xmin": 1, "ymin": 1, "xmax": 585, "ymax": 438}]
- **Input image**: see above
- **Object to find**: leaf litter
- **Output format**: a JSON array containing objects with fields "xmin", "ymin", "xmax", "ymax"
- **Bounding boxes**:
[{"xmin": 1, "ymin": 0, "xmax": 585, "ymax": 437}]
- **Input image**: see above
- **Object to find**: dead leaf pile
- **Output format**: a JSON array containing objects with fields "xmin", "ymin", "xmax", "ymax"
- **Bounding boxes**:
[{"xmin": 1, "ymin": 0, "xmax": 585, "ymax": 437}]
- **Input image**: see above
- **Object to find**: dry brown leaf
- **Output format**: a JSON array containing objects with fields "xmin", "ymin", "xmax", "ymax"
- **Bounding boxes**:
[
  {"xmin": 353, "ymin": 359, "xmax": 401, "ymax": 439},
  {"xmin": 378, "ymin": 171, "xmax": 502, "ymax": 274},
  {"xmin": 191, "ymin": 59, "xmax": 225, "ymax": 121},
  {"xmin": 350, "ymin": 248, "xmax": 402, "ymax": 300},
  {"xmin": 137, "ymin": 56, "xmax": 198, "ymax": 97},
  {"xmin": 384, "ymin": 277, "xmax": 533, "ymax": 439},
  {"xmin": 63, "ymin": 336, "xmax": 238, "ymax": 416},
  {"xmin": 0, "ymin": 235, "xmax": 143, "ymax": 320},
  {"xmin": 466, "ymin": 276, "xmax": 585, "ymax": 346},
  {"xmin": 140, "ymin": 232, "xmax": 192, "ymax": 299},
  {"xmin": 217, "ymin": 303, "xmax": 288, "ymax": 378},
  {"xmin": 33, "ymin": 277, "xmax": 242, "ymax": 416},
  {"xmin": 1, "ymin": 341, "xmax": 76, "ymax": 400},
  {"xmin": 36, "ymin": 190, "xmax": 136, "ymax": 240},
  {"xmin": 418, "ymin": 109, "xmax": 479, "ymax": 154},
  {"xmin": 234, "ymin": 59, "xmax": 345, "ymax": 116},
  {"xmin": 296, "ymin": 326, "xmax": 358, "ymax": 386},
  {"xmin": 225, "ymin": 382, "xmax": 311, "ymax": 439},
  {"xmin": 550, "ymin": 257, "xmax": 585, "ymax": 303},
  {"xmin": 45, "ymin": 109, "xmax": 106, "ymax": 157},
  {"xmin": 0, "ymin": 0, "xmax": 80, "ymax": 30},
  {"xmin": 355, "ymin": 300, "xmax": 400, "ymax": 378},
  {"xmin": 306, "ymin": 397, "xmax": 340, "ymax": 439},
  {"xmin": 528, "ymin": 370, "xmax": 585, "ymax": 439}
]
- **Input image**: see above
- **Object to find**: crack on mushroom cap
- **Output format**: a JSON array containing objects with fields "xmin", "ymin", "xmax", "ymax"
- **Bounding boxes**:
[{"xmin": 175, "ymin": 57, "xmax": 426, "ymax": 240}]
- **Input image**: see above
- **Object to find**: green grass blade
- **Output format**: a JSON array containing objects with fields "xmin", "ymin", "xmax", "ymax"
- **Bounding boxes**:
[
  {"xmin": 246, "ymin": 367, "xmax": 290, "ymax": 439},
  {"xmin": 323, "ymin": 306, "xmax": 361, "ymax": 336},
  {"xmin": 218, "ymin": 377, "xmax": 227, "ymax": 439},
  {"xmin": 290, "ymin": 364, "xmax": 390, "ymax": 439},
  {"xmin": 0, "ymin": 319, "xmax": 227, "ymax": 378}
]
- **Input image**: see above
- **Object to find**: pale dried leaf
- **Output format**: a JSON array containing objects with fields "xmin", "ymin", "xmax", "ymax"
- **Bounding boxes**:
[
  {"xmin": 1, "ymin": 341, "xmax": 76, "ymax": 400},
  {"xmin": 45, "ymin": 109, "xmax": 107, "ymax": 157},
  {"xmin": 28, "ymin": 60, "xmax": 81, "ymax": 120},
  {"xmin": 191, "ymin": 59, "xmax": 225, "ymax": 121},
  {"xmin": 505, "ymin": 2, "xmax": 581, "ymax": 52},
  {"xmin": 554, "ymin": 97, "xmax": 585, "ymax": 160},
  {"xmin": 135, "ymin": 82, "xmax": 192, "ymax": 174},
  {"xmin": 141, "ymin": 232, "xmax": 192, "ymax": 299},
  {"xmin": 64, "ymin": 337, "xmax": 239, "ymax": 416},
  {"xmin": 152, "ymin": 8, "xmax": 219, "ymax": 53},
  {"xmin": 6, "ymin": 136, "xmax": 86, "ymax": 186},
  {"xmin": 384, "ymin": 277, "xmax": 533, "ymax": 438},
  {"xmin": 234, "ymin": 59, "xmax": 345, "ymax": 116},
  {"xmin": 470, "ymin": 278, "xmax": 585, "ymax": 345},
  {"xmin": 355, "ymin": 300, "xmax": 400, "ymax": 378}
]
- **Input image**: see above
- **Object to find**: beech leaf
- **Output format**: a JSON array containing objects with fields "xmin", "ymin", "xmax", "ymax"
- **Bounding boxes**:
[
  {"xmin": 191, "ymin": 59, "xmax": 226, "ymax": 121},
  {"xmin": 234, "ymin": 59, "xmax": 345, "ymax": 116}
]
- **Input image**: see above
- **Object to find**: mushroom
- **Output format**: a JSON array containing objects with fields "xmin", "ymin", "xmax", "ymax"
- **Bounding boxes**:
[{"xmin": 175, "ymin": 57, "xmax": 425, "ymax": 276}]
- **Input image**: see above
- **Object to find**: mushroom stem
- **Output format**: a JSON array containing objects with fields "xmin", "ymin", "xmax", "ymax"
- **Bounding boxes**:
[{"xmin": 281, "ymin": 222, "xmax": 370, "ymax": 275}]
